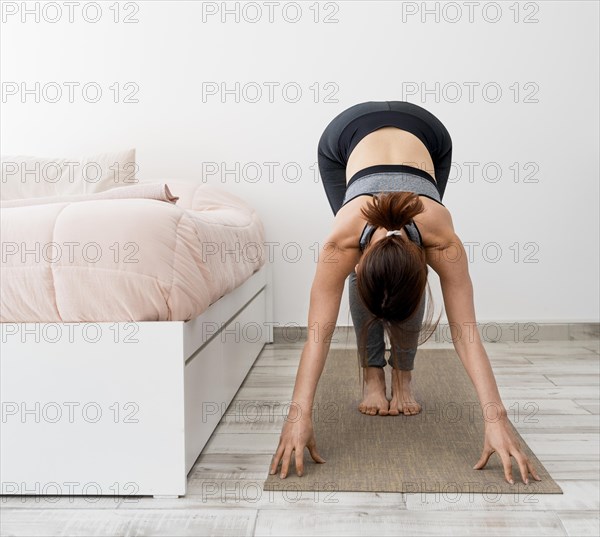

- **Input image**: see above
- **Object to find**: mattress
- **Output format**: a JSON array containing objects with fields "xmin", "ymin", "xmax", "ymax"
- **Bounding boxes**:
[{"xmin": 0, "ymin": 181, "xmax": 266, "ymax": 322}]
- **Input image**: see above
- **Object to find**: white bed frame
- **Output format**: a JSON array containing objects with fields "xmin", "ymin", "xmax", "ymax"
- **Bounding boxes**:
[{"xmin": 0, "ymin": 264, "xmax": 273, "ymax": 498}]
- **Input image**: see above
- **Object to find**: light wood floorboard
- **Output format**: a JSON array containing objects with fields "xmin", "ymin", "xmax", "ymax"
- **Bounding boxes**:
[{"xmin": 1, "ymin": 338, "xmax": 598, "ymax": 536}]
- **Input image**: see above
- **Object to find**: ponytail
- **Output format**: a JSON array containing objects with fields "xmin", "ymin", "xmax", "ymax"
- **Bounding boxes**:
[
  {"xmin": 354, "ymin": 192, "xmax": 441, "ymax": 388},
  {"xmin": 359, "ymin": 191, "xmax": 424, "ymax": 234}
]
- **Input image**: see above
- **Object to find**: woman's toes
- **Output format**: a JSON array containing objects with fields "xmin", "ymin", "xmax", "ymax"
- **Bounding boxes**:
[
  {"xmin": 402, "ymin": 402, "xmax": 422, "ymax": 415},
  {"xmin": 388, "ymin": 401, "xmax": 400, "ymax": 415}
]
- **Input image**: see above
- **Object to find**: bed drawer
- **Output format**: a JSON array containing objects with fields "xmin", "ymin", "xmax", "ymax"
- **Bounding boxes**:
[{"xmin": 184, "ymin": 287, "xmax": 267, "ymax": 473}]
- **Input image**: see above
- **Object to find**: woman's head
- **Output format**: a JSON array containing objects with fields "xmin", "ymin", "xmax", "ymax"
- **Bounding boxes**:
[{"xmin": 354, "ymin": 192, "xmax": 440, "ymax": 377}]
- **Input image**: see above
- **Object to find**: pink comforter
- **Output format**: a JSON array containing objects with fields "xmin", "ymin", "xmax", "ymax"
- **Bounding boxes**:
[{"xmin": 0, "ymin": 182, "xmax": 266, "ymax": 322}]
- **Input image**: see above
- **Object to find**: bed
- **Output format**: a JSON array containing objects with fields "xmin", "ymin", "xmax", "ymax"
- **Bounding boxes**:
[{"xmin": 0, "ymin": 178, "xmax": 273, "ymax": 497}]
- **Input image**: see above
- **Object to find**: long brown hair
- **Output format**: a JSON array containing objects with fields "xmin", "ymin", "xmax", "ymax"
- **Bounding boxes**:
[{"xmin": 354, "ymin": 191, "xmax": 441, "ymax": 387}]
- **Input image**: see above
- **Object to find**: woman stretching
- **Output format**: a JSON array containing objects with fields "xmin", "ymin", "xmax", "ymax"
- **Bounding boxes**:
[{"xmin": 269, "ymin": 101, "xmax": 541, "ymax": 486}]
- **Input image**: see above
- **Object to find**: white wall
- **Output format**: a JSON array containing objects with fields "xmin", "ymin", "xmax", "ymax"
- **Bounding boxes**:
[{"xmin": 2, "ymin": 0, "xmax": 598, "ymax": 325}]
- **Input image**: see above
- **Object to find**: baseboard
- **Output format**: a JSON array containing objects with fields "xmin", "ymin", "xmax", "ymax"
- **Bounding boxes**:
[{"xmin": 272, "ymin": 322, "xmax": 600, "ymax": 345}]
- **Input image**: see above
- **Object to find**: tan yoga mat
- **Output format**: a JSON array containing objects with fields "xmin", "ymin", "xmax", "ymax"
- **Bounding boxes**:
[{"xmin": 263, "ymin": 348, "xmax": 563, "ymax": 494}]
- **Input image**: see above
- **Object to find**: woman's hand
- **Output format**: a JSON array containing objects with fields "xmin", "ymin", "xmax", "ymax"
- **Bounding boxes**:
[
  {"xmin": 269, "ymin": 404, "xmax": 326, "ymax": 479},
  {"xmin": 473, "ymin": 415, "xmax": 542, "ymax": 485}
]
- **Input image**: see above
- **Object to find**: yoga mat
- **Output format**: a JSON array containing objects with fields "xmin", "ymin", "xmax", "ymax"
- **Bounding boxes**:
[{"xmin": 263, "ymin": 348, "xmax": 563, "ymax": 494}]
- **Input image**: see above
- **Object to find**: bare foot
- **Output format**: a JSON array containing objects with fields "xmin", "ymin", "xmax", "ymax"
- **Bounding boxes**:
[
  {"xmin": 389, "ymin": 369, "xmax": 421, "ymax": 416},
  {"xmin": 358, "ymin": 367, "xmax": 389, "ymax": 416}
]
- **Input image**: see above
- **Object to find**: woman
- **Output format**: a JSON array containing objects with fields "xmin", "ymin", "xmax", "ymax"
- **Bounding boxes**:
[{"xmin": 269, "ymin": 101, "xmax": 541, "ymax": 486}]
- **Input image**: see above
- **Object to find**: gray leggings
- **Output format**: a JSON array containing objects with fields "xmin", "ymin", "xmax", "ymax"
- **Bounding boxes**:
[{"xmin": 348, "ymin": 271, "xmax": 425, "ymax": 370}]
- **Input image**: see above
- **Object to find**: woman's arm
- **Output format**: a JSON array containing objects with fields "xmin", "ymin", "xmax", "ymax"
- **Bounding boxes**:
[
  {"xmin": 423, "ymin": 208, "xmax": 541, "ymax": 485},
  {"xmin": 292, "ymin": 235, "xmax": 360, "ymax": 413},
  {"xmin": 425, "ymin": 230, "xmax": 505, "ymax": 414},
  {"xmin": 270, "ymin": 230, "xmax": 361, "ymax": 478}
]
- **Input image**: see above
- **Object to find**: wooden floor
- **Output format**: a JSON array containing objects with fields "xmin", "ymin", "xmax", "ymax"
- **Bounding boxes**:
[{"xmin": 2, "ymin": 337, "xmax": 599, "ymax": 536}]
